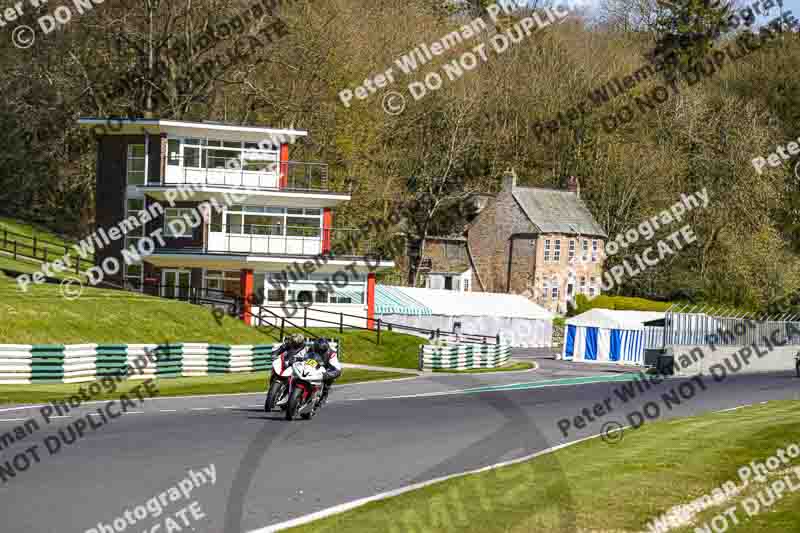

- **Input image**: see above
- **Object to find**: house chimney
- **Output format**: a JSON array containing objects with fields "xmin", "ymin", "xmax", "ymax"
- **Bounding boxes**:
[
  {"xmin": 567, "ymin": 175, "xmax": 580, "ymax": 197},
  {"xmin": 502, "ymin": 169, "xmax": 517, "ymax": 191}
]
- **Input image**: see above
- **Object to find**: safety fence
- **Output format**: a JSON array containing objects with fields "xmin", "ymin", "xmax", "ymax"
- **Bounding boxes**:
[
  {"xmin": 0, "ymin": 226, "xmax": 94, "ymax": 274},
  {"xmin": 0, "ymin": 340, "xmax": 341, "ymax": 384},
  {"xmin": 418, "ymin": 342, "xmax": 511, "ymax": 371},
  {"xmin": 664, "ymin": 305, "xmax": 800, "ymax": 346}
]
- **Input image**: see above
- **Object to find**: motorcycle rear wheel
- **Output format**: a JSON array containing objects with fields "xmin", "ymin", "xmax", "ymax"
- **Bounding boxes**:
[{"xmin": 285, "ymin": 387, "xmax": 303, "ymax": 421}]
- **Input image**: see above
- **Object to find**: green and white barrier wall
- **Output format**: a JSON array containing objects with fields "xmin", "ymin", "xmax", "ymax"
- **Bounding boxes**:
[
  {"xmin": 0, "ymin": 341, "xmax": 339, "ymax": 384},
  {"xmin": 419, "ymin": 342, "xmax": 511, "ymax": 371}
]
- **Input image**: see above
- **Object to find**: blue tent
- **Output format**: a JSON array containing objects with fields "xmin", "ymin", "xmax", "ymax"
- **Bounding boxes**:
[{"xmin": 562, "ymin": 309, "xmax": 664, "ymax": 365}]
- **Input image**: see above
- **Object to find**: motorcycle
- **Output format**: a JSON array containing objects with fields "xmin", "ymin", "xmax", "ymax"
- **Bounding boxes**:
[
  {"xmin": 284, "ymin": 358, "xmax": 326, "ymax": 421},
  {"xmin": 264, "ymin": 344, "xmax": 307, "ymax": 412}
]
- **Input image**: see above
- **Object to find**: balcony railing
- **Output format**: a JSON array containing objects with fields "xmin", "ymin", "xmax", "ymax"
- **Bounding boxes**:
[
  {"xmin": 188, "ymin": 224, "xmax": 376, "ymax": 257},
  {"xmin": 148, "ymin": 161, "xmax": 341, "ymax": 193}
]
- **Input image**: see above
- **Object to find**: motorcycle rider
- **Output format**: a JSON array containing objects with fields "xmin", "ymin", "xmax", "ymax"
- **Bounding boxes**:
[
  {"xmin": 308, "ymin": 338, "xmax": 342, "ymax": 405},
  {"xmin": 276, "ymin": 333, "xmax": 308, "ymax": 367}
]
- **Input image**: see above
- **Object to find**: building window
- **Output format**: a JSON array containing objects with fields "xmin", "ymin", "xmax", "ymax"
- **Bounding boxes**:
[
  {"xmin": 463, "ymin": 278, "xmax": 470, "ymax": 292},
  {"xmin": 204, "ymin": 270, "xmax": 241, "ymax": 299},
  {"xmin": 568, "ymin": 240, "xmax": 575, "ymax": 261},
  {"xmin": 124, "ymin": 197, "xmax": 147, "ymax": 251},
  {"xmin": 580, "ymin": 276, "xmax": 586, "ymax": 294},
  {"xmin": 582, "ymin": 239, "xmax": 589, "ymax": 262},
  {"xmin": 544, "ymin": 239, "xmax": 551, "ymax": 262},
  {"xmin": 541, "ymin": 280, "xmax": 549, "ymax": 300},
  {"xmin": 167, "ymin": 139, "xmax": 181, "ymax": 166},
  {"xmin": 124, "ymin": 263, "xmax": 143, "ymax": 291},
  {"xmin": 164, "ymin": 208, "xmax": 195, "ymax": 238},
  {"xmin": 590, "ymin": 276, "xmax": 598, "ymax": 296},
  {"xmin": 222, "ymin": 206, "xmax": 321, "ymax": 237},
  {"xmin": 176, "ymin": 138, "xmax": 278, "ymax": 172},
  {"xmin": 551, "ymin": 276, "xmax": 559, "ymax": 300},
  {"xmin": 554, "ymin": 240, "xmax": 561, "ymax": 262},
  {"xmin": 126, "ymin": 144, "xmax": 146, "ymax": 185},
  {"xmin": 592, "ymin": 240, "xmax": 599, "ymax": 262}
]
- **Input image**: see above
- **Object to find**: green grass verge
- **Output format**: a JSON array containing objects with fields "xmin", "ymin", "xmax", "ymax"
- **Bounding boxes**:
[
  {"xmin": 0, "ymin": 368, "xmax": 407, "ymax": 405},
  {"xmin": 0, "ymin": 270, "xmax": 425, "ymax": 368},
  {"xmin": 432, "ymin": 361, "xmax": 534, "ymax": 374},
  {"xmin": 286, "ymin": 400, "xmax": 800, "ymax": 533}
]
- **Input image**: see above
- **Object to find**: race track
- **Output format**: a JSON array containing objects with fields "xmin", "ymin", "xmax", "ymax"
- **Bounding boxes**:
[{"xmin": 1, "ymin": 354, "xmax": 798, "ymax": 533}]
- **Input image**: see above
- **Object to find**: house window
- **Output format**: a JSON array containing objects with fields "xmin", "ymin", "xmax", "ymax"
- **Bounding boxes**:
[
  {"xmin": 592, "ymin": 240, "xmax": 599, "ymax": 262},
  {"xmin": 582, "ymin": 239, "xmax": 589, "ymax": 262},
  {"xmin": 580, "ymin": 276, "xmax": 586, "ymax": 294},
  {"xmin": 551, "ymin": 276, "xmax": 559, "ymax": 300},
  {"xmin": 569, "ymin": 240, "xmax": 575, "ymax": 261},
  {"xmin": 126, "ymin": 144, "xmax": 146, "ymax": 185},
  {"xmin": 541, "ymin": 280, "xmax": 549, "ymax": 300},
  {"xmin": 590, "ymin": 276, "xmax": 598, "ymax": 296},
  {"xmin": 554, "ymin": 240, "xmax": 561, "ymax": 262},
  {"xmin": 463, "ymin": 278, "xmax": 470, "ymax": 292},
  {"xmin": 165, "ymin": 208, "xmax": 195, "ymax": 238},
  {"xmin": 544, "ymin": 239, "xmax": 551, "ymax": 262}
]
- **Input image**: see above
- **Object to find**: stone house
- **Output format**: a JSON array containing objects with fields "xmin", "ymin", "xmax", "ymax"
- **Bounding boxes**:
[{"xmin": 413, "ymin": 172, "xmax": 606, "ymax": 314}]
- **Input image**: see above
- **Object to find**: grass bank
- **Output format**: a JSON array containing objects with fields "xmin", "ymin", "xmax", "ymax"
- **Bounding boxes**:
[
  {"xmin": 0, "ymin": 270, "xmax": 425, "ymax": 368},
  {"xmin": 287, "ymin": 400, "xmax": 800, "ymax": 533},
  {"xmin": 0, "ymin": 368, "xmax": 407, "ymax": 405}
]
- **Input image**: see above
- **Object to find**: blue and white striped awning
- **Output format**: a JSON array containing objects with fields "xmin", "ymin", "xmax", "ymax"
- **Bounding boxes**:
[{"xmin": 375, "ymin": 285, "xmax": 432, "ymax": 316}]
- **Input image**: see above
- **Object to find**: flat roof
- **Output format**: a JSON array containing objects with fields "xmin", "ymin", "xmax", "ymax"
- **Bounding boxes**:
[{"xmin": 77, "ymin": 118, "xmax": 308, "ymax": 139}]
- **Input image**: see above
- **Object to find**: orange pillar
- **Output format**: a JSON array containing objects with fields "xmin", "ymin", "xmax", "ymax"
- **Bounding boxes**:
[
  {"xmin": 279, "ymin": 143, "xmax": 289, "ymax": 188},
  {"xmin": 240, "ymin": 269, "xmax": 254, "ymax": 325},
  {"xmin": 367, "ymin": 272, "xmax": 376, "ymax": 330},
  {"xmin": 322, "ymin": 208, "xmax": 332, "ymax": 254}
]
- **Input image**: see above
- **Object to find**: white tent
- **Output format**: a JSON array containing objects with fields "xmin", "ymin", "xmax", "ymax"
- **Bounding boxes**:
[
  {"xmin": 376, "ymin": 285, "xmax": 554, "ymax": 347},
  {"xmin": 562, "ymin": 309, "xmax": 665, "ymax": 365}
]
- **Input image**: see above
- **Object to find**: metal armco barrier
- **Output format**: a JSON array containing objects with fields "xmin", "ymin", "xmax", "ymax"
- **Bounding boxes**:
[{"xmin": 419, "ymin": 342, "xmax": 511, "ymax": 371}]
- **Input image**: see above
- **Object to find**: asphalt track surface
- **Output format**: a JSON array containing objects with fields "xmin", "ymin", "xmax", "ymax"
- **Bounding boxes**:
[{"xmin": 1, "ymin": 354, "xmax": 799, "ymax": 533}]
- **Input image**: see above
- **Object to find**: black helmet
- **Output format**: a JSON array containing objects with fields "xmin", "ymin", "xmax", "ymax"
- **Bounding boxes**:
[{"xmin": 312, "ymin": 338, "xmax": 330, "ymax": 355}]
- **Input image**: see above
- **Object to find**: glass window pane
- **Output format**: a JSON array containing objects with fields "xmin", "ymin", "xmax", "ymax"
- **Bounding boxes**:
[
  {"xmin": 229, "ymin": 205, "xmax": 243, "ymax": 212},
  {"xmin": 287, "ymin": 217, "xmax": 320, "ymax": 237},
  {"xmin": 268, "ymin": 289, "xmax": 285, "ymax": 302},
  {"xmin": 127, "ymin": 198, "xmax": 144, "ymax": 211},
  {"xmin": 184, "ymin": 147, "xmax": 201, "ymax": 168},
  {"xmin": 265, "ymin": 207, "xmax": 284, "ymax": 214},
  {"xmin": 126, "ymin": 264, "xmax": 142, "ymax": 276},
  {"xmin": 223, "ymin": 141, "xmax": 241, "ymax": 148},
  {"xmin": 315, "ymin": 291, "xmax": 328, "ymax": 303},
  {"xmin": 287, "ymin": 208, "xmax": 304, "ymax": 215},
  {"xmin": 184, "ymin": 138, "xmax": 203, "ymax": 146},
  {"xmin": 207, "ymin": 148, "xmax": 239, "ymax": 169},
  {"xmin": 167, "ymin": 139, "xmax": 180, "ymax": 166},
  {"xmin": 211, "ymin": 210, "xmax": 222, "ymax": 229},
  {"xmin": 129, "ymin": 144, "xmax": 145, "ymax": 157},
  {"xmin": 244, "ymin": 206, "xmax": 265, "ymax": 213},
  {"xmin": 226, "ymin": 213, "xmax": 243, "ymax": 233},
  {"xmin": 304, "ymin": 208, "xmax": 321, "ymax": 216},
  {"xmin": 207, "ymin": 140, "xmax": 221, "ymax": 147}
]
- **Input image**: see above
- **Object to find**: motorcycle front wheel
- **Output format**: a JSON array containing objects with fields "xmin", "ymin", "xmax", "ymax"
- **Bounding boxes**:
[
  {"xmin": 285, "ymin": 387, "xmax": 303, "ymax": 421},
  {"xmin": 265, "ymin": 380, "xmax": 283, "ymax": 412}
]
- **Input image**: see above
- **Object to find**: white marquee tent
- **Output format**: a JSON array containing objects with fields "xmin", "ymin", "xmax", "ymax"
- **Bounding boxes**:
[
  {"xmin": 376, "ymin": 285, "xmax": 554, "ymax": 347},
  {"xmin": 562, "ymin": 309, "xmax": 665, "ymax": 365}
]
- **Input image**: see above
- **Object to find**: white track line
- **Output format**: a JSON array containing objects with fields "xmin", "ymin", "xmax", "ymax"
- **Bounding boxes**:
[{"xmin": 250, "ymin": 429, "xmax": 621, "ymax": 533}]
